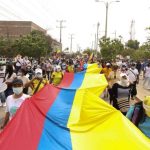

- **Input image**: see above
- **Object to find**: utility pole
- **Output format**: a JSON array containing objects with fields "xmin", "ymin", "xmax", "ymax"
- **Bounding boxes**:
[
  {"xmin": 95, "ymin": 0, "xmax": 120, "ymax": 38},
  {"xmin": 56, "ymin": 20, "xmax": 66, "ymax": 43},
  {"xmin": 105, "ymin": 2, "xmax": 108, "ymax": 38},
  {"xmin": 69, "ymin": 34, "xmax": 74, "ymax": 54},
  {"xmin": 94, "ymin": 33, "xmax": 97, "ymax": 50},
  {"xmin": 130, "ymin": 20, "xmax": 135, "ymax": 40},
  {"xmin": 96, "ymin": 22, "xmax": 100, "ymax": 54}
]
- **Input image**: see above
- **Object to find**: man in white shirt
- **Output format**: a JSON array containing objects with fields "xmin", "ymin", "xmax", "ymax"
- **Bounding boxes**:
[
  {"xmin": 127, "ymin": 68, "xmax": 139, "ymax": 84},
  {"xmin": 126, "ymin": 63, "xmax": 139, "ymax": 99},
  {"xmin": 1, "ymin": 78, "xmax": 30, "ymax": 129}
]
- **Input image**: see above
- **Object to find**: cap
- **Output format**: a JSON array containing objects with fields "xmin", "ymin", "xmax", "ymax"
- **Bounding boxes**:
[
  {"xmin": 106, "ymin": 63, "xmax": 111, "ymax": 66},
  {"xmin": 56, "ymin": 65, "xmax": 61, "ymax": 70},
  {"xmin": 12, "ymin": 78, "xmax": 23, "ymax": 85},
  {"xmin": 35, "ymin": 68, "xmax": 42, "ymax": 74}
]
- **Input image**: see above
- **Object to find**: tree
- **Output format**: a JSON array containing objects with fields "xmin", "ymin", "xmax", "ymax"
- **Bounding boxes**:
[
  {"xmin": 129, "ymin": 27, "xmax": 150, "ymax": 60},
  {"xmin": 125, "ymin": 40, "xmax": 140, "ymax": 50},
  {"xmin": 83, "ymin": 48, "xmax": 92, "ymax": 55},
  {"xmin": 0, "ymin": 37, "xmax": 14, "ymax": 57},
  {"xmin": 99, "ymin": 37, "xmax": 124, "ymax": 60},
  {"xmin": 12, "ymin": 30, "xmax": 52, "ymax": 58},
  {"xmin": 121, "ymin": 48, "xmax": 134, "ymax": 58}
]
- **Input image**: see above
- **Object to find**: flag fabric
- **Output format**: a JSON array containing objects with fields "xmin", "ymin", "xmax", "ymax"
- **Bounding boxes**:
[
  {"xmin": 0, "ymin": 64, "xmax": 150, "ymax": 150},
  {"xmin": 83, "ymin": 63, "xmax": 101, "ymax": 74}
]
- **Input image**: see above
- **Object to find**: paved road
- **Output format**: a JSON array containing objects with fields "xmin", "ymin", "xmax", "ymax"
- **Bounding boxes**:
[
  {"xmin": 0, "ymin": 77, "xmax": 149, "ymax": 127},
  {"xmin": 136, "ymin": 77, "xmax": 150, "ymax": 100},
  {"xmin": 0, "ymin": 107, "xmax": 5, "ymax": 126}
]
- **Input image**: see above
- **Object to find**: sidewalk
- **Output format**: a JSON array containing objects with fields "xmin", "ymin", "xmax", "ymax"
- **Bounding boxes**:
[
  {"xmin": 0, "ymin": 107, "xmax": 5, "ymax": 126},
  {"xmin": 136, "ymin": 77, "xmax": 150, "ymax": 100}
]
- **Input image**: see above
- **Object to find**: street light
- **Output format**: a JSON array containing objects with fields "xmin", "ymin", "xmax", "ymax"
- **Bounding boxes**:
[
  {"xmin": 69, "ymin": 34, "xmax": 74, "ymax": 54},
  {"xmin": 96, "ymin": 22, "xmax": 100, "ymax": 55},
  {"xmin": 95, "ymin": 0, "xmax": 120, "ymax": 38}
]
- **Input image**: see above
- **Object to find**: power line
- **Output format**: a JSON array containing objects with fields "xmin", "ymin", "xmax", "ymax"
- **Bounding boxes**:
[
  {"xmin": 0, "ymin": 10, "xmax": 12, "ymax": 20},
  {"xmin": 0, "ymin": 2, "xmax": 23, "ymax": 20},
  {"xmin": 28, "ymin": 0, "xmax": 51, "ymax": 21},
  {"xmin": 15, "ymin": 0, "xmax": 43, "ymax": 21},
  {"xmin": 10, "ymin": 0, "xmax": 48, "ymax": 24},
  {"xmin": 96, "ymin": 22, "xmax": 100, "ymax": 55}
]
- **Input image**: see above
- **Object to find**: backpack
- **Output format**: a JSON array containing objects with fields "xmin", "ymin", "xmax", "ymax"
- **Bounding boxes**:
[{"xmin": 131, "ymin": 102, "xmax": 144, "ymax": 126}]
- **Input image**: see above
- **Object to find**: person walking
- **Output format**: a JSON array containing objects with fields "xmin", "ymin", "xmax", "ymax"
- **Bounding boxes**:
[
  {"xmin": 109, "ymin": 73, "xmax": 131, "ymax": 115},
  {"xmin": 143, "ymin": 63, "xmax": 150, "ymax": 90},
  {"xmin": 17, "ymin": 69, "xmax": 30, "ymax": 94},
  {"xmin": 126, "ymin": 63, "xmax": 139, "ymax": 100},
  {"xmin": 45, "ymin": 60, "xmax": 52, "ymax": 80},
  {"xmin": 51, "ymin": 65, "xmax": 63, "ymax": 86},
  {"xmin": 15, "ymin": 55, "xmax": 23, "ymax": 73},
  {"xmin": 4, "ymin": 64, "xmax": 17, "ymax": 98}
]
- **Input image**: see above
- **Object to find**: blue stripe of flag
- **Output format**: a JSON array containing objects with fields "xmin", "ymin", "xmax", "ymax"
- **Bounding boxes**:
[{"xmin": 37, "ymin": 72, "xmax": 85, "ymax": 150}]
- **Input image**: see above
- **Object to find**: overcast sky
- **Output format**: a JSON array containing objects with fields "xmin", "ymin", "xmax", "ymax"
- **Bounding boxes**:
[{"xmin": 0, "ymin": 0, "xmax": 150, "ymax": 51}]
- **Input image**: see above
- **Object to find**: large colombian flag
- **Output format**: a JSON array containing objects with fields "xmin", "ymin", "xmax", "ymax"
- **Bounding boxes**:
[{"xmin": 0, "ymin": 64, "xmax": 150, "ymax": 150}]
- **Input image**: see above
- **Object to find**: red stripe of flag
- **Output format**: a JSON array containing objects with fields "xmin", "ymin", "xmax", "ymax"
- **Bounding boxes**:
[{"xmin": 0, "ymin": 73, "xmax": 74, "ymax": 150}]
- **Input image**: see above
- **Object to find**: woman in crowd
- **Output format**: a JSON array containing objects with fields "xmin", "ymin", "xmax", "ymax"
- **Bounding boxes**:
[
  {"xmin": 66, "ymin": 60, "xmax": 74, "ymax": 73},
  {"xmin": 1, "ymin": 79, "xmax": 30, "ymax": 129},
  {"xmin": 17, "ymin": 69, "xmax": 30, "ymax": 94},
  {"xmin": 4, "ymin": 64, "xmax": 16, "ymax": 98},
  {"xmin": 107, "ymin": 65, "xmax": 119, "ymax": 89},
  {"xmin": 126, "ymin": 96, "xmax": 150, "ymax": 138},
  {"xmin": 45, "ymin": 60, "xmax": 53, "ymax": 80},
  {"xmin": 15, "ymin": 55, "xmax": 23, "ymax": 73},
  {"xmin": 143, "ymin": 63, "xmax": 150, "ymax": 90},
  {"xmin": 101, "ymin": 63, "xmax": 112, "ymax": 80},
  {"xmin": 101, "ymin": 63, "xmax": 112, "ymax": 98},
  {"xmin": 109, "ymin": 73, "xmax": 131, "ymax": 115},
  {"xmin": 51, "ymin": 65, "xmax": 63, "ymax": 86}
]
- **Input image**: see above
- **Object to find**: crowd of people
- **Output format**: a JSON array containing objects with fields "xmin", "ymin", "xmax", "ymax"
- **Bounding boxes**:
[{"xmin": 0, "ymin": 54, "xmax": 150, "ymax": 138}]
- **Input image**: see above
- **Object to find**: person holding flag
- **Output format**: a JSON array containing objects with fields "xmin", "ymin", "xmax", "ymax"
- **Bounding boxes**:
[{"xmin": 1, "ymin": 79, "xmax": 30, "ymax": 130}]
